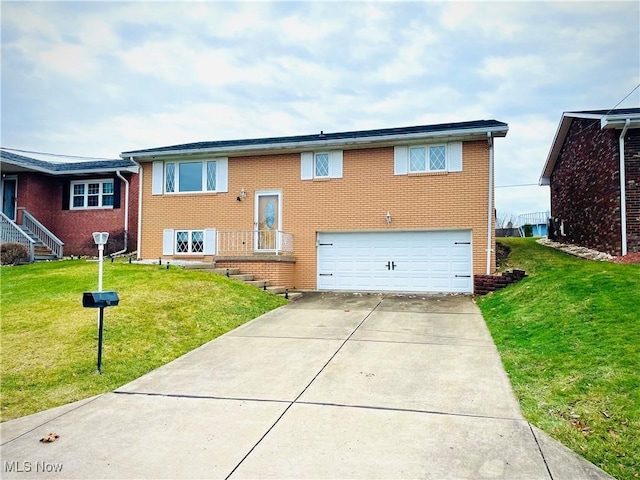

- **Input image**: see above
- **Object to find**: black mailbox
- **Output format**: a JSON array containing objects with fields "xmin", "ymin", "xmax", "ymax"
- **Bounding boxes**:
[{"xmin": 83, "ymin": 291, "xmax": 119, "ymax": 308}]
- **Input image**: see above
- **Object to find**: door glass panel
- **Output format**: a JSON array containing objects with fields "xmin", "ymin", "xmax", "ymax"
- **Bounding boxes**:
[
  {"xmin": 2, "ymin": 180, "xmax": 17, "ymax": 220},
  {"xmin": 257, "ymin": 194, "xmax": 278, "ymax": 250}
]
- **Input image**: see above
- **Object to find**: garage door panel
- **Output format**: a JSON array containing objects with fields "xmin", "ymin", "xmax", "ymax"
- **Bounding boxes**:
[{"xmin": 317, "ymin": 230, "xmax": 473, "ymax": 293}]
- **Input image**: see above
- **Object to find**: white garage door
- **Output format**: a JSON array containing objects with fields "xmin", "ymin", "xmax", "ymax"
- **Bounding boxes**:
[{"xmin": 317, "ymin": 230, "xmax": 472, "ymax": 293}]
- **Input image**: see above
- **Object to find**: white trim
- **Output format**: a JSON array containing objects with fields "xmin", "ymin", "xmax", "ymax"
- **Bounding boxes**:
[
  {"xmin": 152, "ymin": 161, "xmax": 163, "ymax": 195},
  {"xmin": 329, "ymin": 150, "xmax": 343, "ymax": 178},
  {"xmin": 486, "ymin": 133, "xmax": 494, "ymax": 275},
  {"xmin": 301, "ymin": 152, "xmax": 313, "ymax": 180},
  {"xmin": 448, "ymin": 142, "xmax": 463, "ymax": 172},
  {"xmin": 254, "ymin": 190, "xmax": 283, "ymax": 252},
  {"xmin": 162, "ymin": 229, "xmax": 174, "ymax": 255},
  {"xmin": 69, "ymin": 179, "xmax": 115, "ymax": 210},
  {"xmin": 204, "ymin": 228, "xmax": 216, "ymax": 255},
  {"xmin": 394, "ymin": 146, "xmax": 408, "ymax": 175}
]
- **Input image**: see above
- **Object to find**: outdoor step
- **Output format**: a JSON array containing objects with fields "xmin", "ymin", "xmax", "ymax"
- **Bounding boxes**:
[
  {"xmin": 266, "ymin": 285, "xmax": 287, "ymax": 294},
  {"xmin": 244, "ymin": 280, "xmax": 270, "ymax": 288},
  {"xmin": 182, "ymin": 263, "xmax": 218, "ymax": 270},
  {"xmin": 34, "ymin": 255, "xmax": 57, "ymax": 261},
  {"xmin": 229, "ymin": 274, "xmax": 255, "ymax": 281},
  {"xmin": 281, "ymin": 292, "xmax": 303, "ymax": 301}
]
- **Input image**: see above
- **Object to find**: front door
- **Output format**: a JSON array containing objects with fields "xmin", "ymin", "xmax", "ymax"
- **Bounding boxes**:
[
  {"xmin": 1, "ymin": 177, "xmax": 17, "ymax": 221},
  {"xmin": 255, "ymin": 191, "xmax": 281, "ymax": 251}
]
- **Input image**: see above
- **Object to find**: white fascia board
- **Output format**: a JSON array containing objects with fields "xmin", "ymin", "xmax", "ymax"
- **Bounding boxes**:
[
  {"xmin": 539, "ymin": 114, "xmax": 573, "ymax": 185},
  {"xmin": 124, "ymin": 125, "xmax": 509, "ymax": 161}
]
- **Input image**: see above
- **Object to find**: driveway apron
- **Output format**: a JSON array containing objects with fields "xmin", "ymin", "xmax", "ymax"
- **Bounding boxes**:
[{"xmin": 0, "ymin": 293, "xmax": 613, "ymax": 479}]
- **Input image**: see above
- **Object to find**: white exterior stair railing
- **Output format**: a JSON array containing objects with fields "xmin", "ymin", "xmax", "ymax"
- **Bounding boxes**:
[
  {"xmin": 1, "ymin": 212, "xmax": 35, "ymax": 262},
  {"xmin": 216, "ymin": 230, "xmax": 293, "ymax": 256},
  {"xmin": 22, "ymin": 210, "xmax": 64, "ymax": 258}
]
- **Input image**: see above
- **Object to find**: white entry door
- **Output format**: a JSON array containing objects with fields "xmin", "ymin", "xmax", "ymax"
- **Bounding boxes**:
[
  {"xmin": 317, "ymin": 230, "xmax": 473, "ymax": 293},
  {"xmin": 254, "ymin": 190, "xmax": 282, "ymax": 252}
]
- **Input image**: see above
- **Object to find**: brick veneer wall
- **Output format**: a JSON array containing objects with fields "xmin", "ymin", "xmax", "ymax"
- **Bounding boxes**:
[
  {"xmin": 139, "ymin": 140, "xmax": 495, "ymax": 289},
  {"xmin": 15, "ymin": 172, "xmax": 139, "ymax": 256},
  {"xmin": 550, "ymin": 119, "xmax": 623, "ymax": 255}
]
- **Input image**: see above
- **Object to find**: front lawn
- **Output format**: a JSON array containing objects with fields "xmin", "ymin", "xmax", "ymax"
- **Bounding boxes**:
[
  {"xmin": 477, "ymin": 238, "xmax": 640, "ymax": 480},
  {"xmin": 0, "ymin": 260, "xmax": 287, "ymax": 421}
]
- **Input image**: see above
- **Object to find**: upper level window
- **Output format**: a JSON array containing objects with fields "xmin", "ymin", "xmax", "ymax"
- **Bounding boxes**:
[
  {"xmin": 165, "ymin": 160, "xmax": 217, "ymax": 193},
  {"xmin": 301, "ymin": 151, "xmax": 343, "ymax": 180},
  {"xmin": 315, "ymin": 153, "xmax": 330, "ymax": 177},
  {"xmin": 409, "ymin": 145, "xmax": 447, "ymax": 173},
  {"xmin": 71, "ymin": 180, "xmax": 114, "ymax": 209}
]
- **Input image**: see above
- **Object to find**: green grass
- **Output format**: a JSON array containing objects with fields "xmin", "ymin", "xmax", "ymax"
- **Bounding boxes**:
[
  {"xmin": 477, "ymin": 238, "xmax": 640, "ymax": 480},
  {"xmin": 0, "ymin": 260, "xmax": 287, "ymax": 421}
]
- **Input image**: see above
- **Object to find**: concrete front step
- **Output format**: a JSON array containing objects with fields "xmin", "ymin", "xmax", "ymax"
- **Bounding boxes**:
[
  {"xmin": 229, "ymin": 274, "xmax": 255, "ymax": 282},
  {"xmin": 244, "ymin": 280, "xmax": 270, "ymax": 288},
  {"xmin": 266, "ymin": 286, "xmax": 287, "ymax": 294}
]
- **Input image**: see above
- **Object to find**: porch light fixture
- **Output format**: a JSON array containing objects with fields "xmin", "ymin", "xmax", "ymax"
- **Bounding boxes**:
[
  {"xmin": 237, "ymin": 188, "xmax": 247, "ymax": 202},
  {"xmin": 386, "ymin": 212, "xmax": 392, "ymax": 225}
]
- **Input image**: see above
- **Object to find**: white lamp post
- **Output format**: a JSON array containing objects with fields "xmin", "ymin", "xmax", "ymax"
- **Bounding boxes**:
[
  {"xmin": 92, "ymin": 232, "xmax": 109, "ymax": 374},
  {"xmin": 92, "ymin": 232, "xmax": 109, "ymax": 291}
]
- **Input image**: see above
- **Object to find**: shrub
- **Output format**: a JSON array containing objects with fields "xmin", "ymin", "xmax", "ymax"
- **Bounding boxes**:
[{"xmin": 1, "ymin": 242, "xmax": 30, "ymax": 265}]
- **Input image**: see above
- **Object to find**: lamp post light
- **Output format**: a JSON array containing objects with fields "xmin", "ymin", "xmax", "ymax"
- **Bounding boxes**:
[
  {"xmin": 93, "ymin": 232, "xmax": 109, "ymax": 291},
  {"xmin": 92, "ymin": 232, "xmax": 109, "ymax": 373}
]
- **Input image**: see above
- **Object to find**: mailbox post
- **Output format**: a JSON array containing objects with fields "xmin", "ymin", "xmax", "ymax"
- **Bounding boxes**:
[{"xmin": 83, "ymin": 291, "xmax": 119, "ymax": 373}]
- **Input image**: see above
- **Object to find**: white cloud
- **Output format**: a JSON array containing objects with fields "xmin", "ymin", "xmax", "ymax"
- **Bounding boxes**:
[{"xmin": 1, "ymin": 0, "xmax": 638, "ymax": 217}]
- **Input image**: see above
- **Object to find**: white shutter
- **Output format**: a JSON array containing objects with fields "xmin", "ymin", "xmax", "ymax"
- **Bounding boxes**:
[
  {"xmin": 448, "ymin": 142, "xmax": 463, "ymax": 172},
  {"xmin": 204, "ymin": 229, "xmax": 216, "ymax": 255},
  {"xmin": 152, "ymin": 161, "xmax": 164, "ymax": 194},
  {"xmin": 330, "ymin": 150, "xmax": 343, "ymax": 178},
  {"xmin": 162, "ymin": 229, "xmax": 174, "ymax": 255},
  {"xmin": 216, "ymin": 158, "xmax": 228, "ymax": 192},
  {"xmin": 301, "ymin": 152, "xmax": 313, "ymax": 180},
  {"xmin": 394, "ymin": 146, "xmax": 408, "ymax": 175}
]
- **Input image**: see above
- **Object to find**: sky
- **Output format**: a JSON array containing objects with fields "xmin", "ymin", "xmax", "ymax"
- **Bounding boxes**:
[{"xmin": 2, "ymin": 1, "xmax": 639, "ymax": 219}]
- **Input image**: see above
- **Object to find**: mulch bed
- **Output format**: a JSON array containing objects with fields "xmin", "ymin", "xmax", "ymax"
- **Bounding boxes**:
[{"xmin": 611, "ymin": 253, "xmax": 640, "ymax": 264}]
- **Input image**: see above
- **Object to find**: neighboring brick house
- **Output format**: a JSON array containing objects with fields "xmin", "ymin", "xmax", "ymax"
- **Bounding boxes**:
[
  {"xmin": 540, "ymin": 108, "xmax": 640, "ymax": 256},
  {"xmin": 122, "ymin": 120, "xmax": 508, "ymax": 293},
  {"xmin": 1, "ymin": 150, "xmax": 139, "ymax": 258}
]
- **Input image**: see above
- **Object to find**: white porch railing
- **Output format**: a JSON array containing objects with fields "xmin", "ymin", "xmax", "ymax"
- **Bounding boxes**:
[
  {"xmin": 517, "ymin": 211, "xmax": 550, "ymax": 226},
  {"xmin": 23, "ymin": 210, "xmax": 64, "ymax": 258},
  {"xmin": 217, "ymin": 230, "xmax": 293, "ymax": 256},
  {"xmin": 1, "ymin": 212, "xmax": 35, "ymax": 262}
]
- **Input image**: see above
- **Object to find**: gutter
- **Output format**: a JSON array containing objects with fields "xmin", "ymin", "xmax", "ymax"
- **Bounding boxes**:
[
  {"xmin": 619, "ymin": 119, "xmax": 630, "ymax": 256},
  {"xmin": 111, "ymin": 171, "xmax": 130, "ymax": 256},
  {"xmin": 486, "ymin": 132, "xmax": 494, "ymax": 275}
]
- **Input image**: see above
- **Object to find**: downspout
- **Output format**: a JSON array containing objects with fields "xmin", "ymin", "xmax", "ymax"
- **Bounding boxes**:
[
  {"xmin": 619, "ymin": 119, "xmax": 630, "ymax": 256},
  {"xmin": 135, "ymin": 158, "xmax": 143, "ymax": 260},
  {"xmin": 111, "ymin": 170, "xmax": 130, "ymax": 256},
  {"xmin": 486, "ymin": 132, "xmax": 494, "ymax": 274}
]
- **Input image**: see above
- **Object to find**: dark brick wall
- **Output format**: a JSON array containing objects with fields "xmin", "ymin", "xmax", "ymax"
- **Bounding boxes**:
[
  {"xmin": 625, "ymin": 129, "xmax": 640, "ymax": 253},
  {"xmin": 15, "ymin": 172, "xmax": 139, "ymax": 256},
  {"xmin": 550, "ymin": 119, "xmax": 623, "ymax": 255}
]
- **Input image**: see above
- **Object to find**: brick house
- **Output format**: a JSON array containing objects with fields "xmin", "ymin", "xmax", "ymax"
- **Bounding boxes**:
[
  {"xmin": 1, "ymin": 150, "xmax": 139, "ymax": 259},
  {"xmin": 540, "ymin": 108, "xmax": 640, "ymax": 256},
  {"xmin": 122, "ymin": 120, "xmax": 508, "ymax": 293}
]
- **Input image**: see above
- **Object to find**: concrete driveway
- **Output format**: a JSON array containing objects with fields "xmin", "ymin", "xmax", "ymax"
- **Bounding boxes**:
[{"xmin": 1, "ymin": 293, "xmax": 612, "ymax": 479}]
